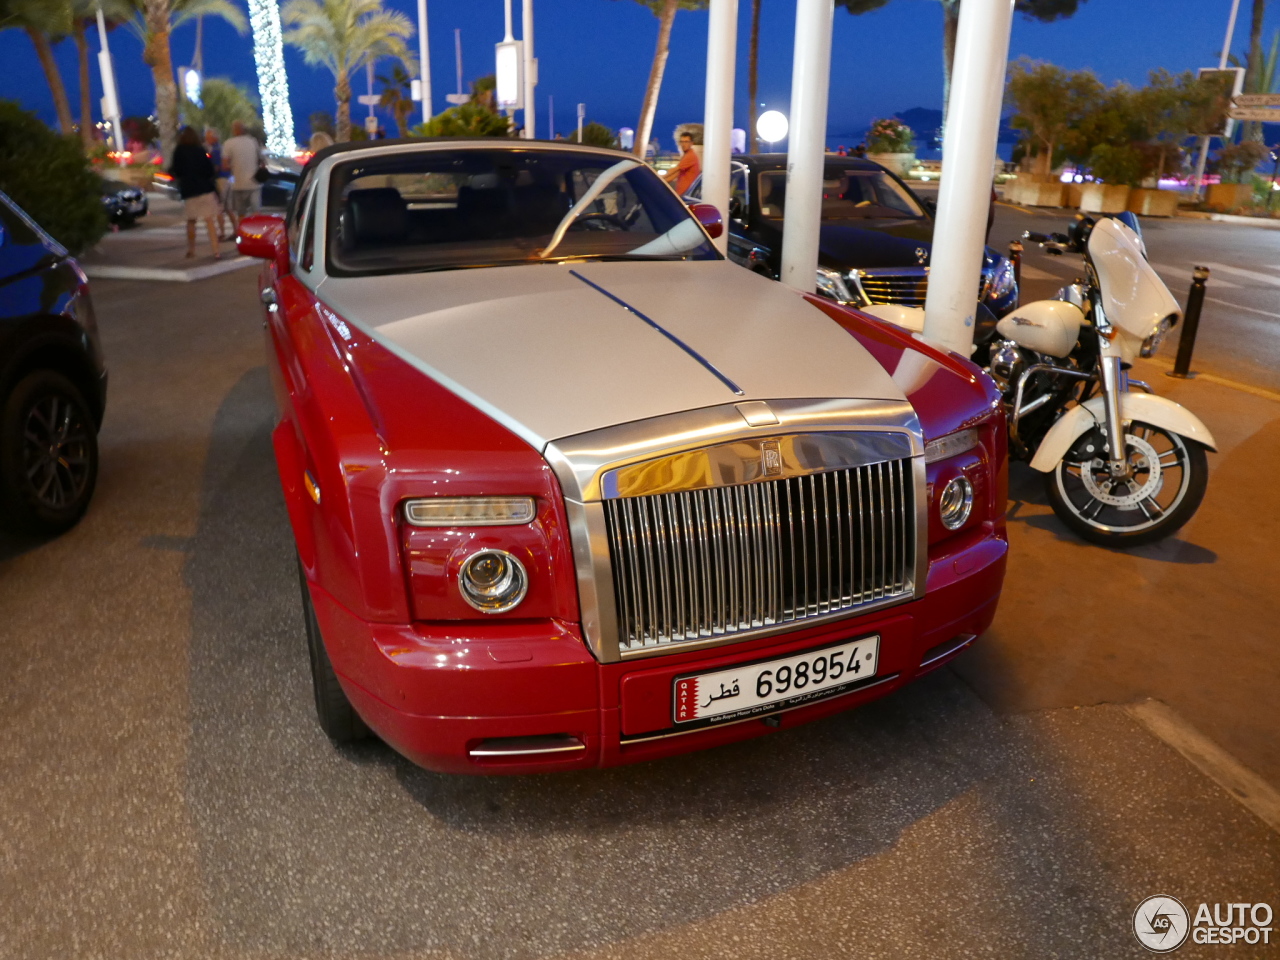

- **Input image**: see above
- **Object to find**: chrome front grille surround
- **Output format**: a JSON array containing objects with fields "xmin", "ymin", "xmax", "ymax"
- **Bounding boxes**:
[
  {"xmin": 603, "ymin": 459, "xmax": 915, "ymax": 653},
  {"xmin": 853, "ymin": 267, "xmax": 929, "ymax": 307},
  {"xmin": 544, "ymin": 399, "xmax": 927, "ymax": 663}
]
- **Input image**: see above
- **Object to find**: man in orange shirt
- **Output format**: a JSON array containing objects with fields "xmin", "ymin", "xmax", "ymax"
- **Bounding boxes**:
[{"xmin": 664, "ymin": 132, "xmax": 701, "ymax": 197}]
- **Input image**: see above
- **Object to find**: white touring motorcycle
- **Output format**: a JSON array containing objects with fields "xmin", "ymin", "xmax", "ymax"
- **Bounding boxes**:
[{"xmin": 867, "ymin": 213, "xmax": 1214, "ymax": 546}]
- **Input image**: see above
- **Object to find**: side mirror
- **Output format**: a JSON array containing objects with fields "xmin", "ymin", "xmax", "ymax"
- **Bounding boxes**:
[
  {"xmin": 921, "ymin": 197, "xmax": 937, "ymax": 218},
  {"xmin": 236, "ymin": 214, "xmax": 289, "ymax": 273},
  {"xmin": 728, "ymin": 196, "xmax": 745, "ymax": 220},
  {"xmin": 689, "ymin": 202, "xmax": 724, "ymax": 239}
]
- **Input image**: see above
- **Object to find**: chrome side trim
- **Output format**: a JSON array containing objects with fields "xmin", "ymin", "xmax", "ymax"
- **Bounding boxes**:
[
  {"xmin": 468, "ymin": 735, "xmax": 586, "ymax": 758},
  {"xmin": 564, "ymin": 499, "xmax": 621, "ymax": 662},
  {"xmin": 568, "ymin": 269, "xmax": 745, "ymax": 397},
  {"xmin": 619, "ymin": 672, "xmax": 902, "ymax": 744},
  {"xmin": 545, "ymin": 398, "xmax": 923, "ymax": 503},
  {"xmin": 919, "ymin": 633, "xmax": 976, "ymax": 668}
]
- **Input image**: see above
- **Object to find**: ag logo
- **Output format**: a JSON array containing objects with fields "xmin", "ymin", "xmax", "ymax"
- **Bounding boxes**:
[
  {"xmin": 1133, "ymin": 895, "xmax": 1190, "ymax": 953},
  {"xmin": 760, "ymin": 440, "xmax": 783, "ymax": 477}
]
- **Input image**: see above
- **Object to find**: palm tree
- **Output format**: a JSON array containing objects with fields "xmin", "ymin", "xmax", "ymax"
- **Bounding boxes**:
[
  {"xmin": 377, "ymin": 61, "xmax": 418, "ymax": 136},
  {"xmin": 281, "ymin": 0, "xmax": 412, "ymax": 143},
  {"xmin": 1, "ymin": 0, "xmax": 75, "ymax": 135},
  {"xmin": 628, "ymin": 0, "xmax": 707, "ymax": 158},
  {"xmin": 746, "ymin": 0, "xmax": 760, "ymax": 153},
  {"xmin": 1243, "ymin": 0, "xmax": 1268, "ymax": 142},
  {"xmin": 125, "ymin": 0, "xmax": 247, "ymax": 159}
]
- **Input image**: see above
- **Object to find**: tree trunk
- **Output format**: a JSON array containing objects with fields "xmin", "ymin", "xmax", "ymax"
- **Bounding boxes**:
[
  {"xmin": 633, "ymin": 0, "xmax": 679, "ymax": 157},
  {"xmin": 142, "ymin": 5, "xmax": 179, "ymax": 161},
  {"xmin": 335, "ymin": 73, "xmax": 352, "ymax": 142},
  {"xmin": 1034, "ymin": 138, "xmax": 1053, "ymax": 178},
  {"xmin": 26, "ymin": 28, "xmax": 75, "ymax": 136},
  {"xmin": 940, "ymin": 0, "xmax": 959, "ymax": 125},
  {"xmin": 748, "ymin": 0, "xmax": 761, "ymax": 154},
  {"xmin": 1243, "ymin": 0, "xmax": 1267, "ymax": 142},
  {"xmin": 73, "ymin": 21, "xmax": 94, "ymax": 152}
]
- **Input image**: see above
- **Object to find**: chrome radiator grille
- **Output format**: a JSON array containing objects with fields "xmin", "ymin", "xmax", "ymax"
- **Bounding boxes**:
[
  {"xmin": 603, "ymin": 459, "xmax": 915, "ymax": 653},
  {"xmin": 857, "ymin": 272, "xmax": 929, "ymax": 306}
]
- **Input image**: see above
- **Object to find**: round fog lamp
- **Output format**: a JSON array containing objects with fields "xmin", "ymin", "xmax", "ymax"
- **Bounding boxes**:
[
  {"xmin": 458, "ymin": 549, "xmax": 528, "ymax": 613},
  {"xmin": 939, "ymin": 476, "xmax": 974, "ymax": 530}
]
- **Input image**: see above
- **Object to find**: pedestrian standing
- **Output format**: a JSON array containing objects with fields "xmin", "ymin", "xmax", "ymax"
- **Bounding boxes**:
[
  {"xmin": 205, "ymin": 128, "xmax": 232, "ymax": 240},
  {"xmin": 222, "ymin": 120, "xmax": 263, "ymax": 234},
  {"xmin": 663, "ymin": 132, "xmax": 701, "ymax": 197},
  {"xmin": 168, "ymin": 126, "xmax": 221, "ymax": 260}
]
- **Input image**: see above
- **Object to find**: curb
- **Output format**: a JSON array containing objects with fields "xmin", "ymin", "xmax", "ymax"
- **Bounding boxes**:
[
  {"xmin": 1174, "ymin": 210, "xmax": 1280, "ymax": 229},
  {"xmin": 83, "ymin": 257, "xmax": 257, "ymax": 283}
]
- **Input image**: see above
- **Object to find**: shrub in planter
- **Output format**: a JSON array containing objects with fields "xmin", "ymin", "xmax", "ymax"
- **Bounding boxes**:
[
  {"xmin": 1215, "ymin": 141, "xmax": 1270, "ymax": 183},
  {"xmin": 410, "ymin": 103, "xmax": 511, "ymax": 138},
  {"xmin": 867, "ymin": 118, "xmax": 914, "ymax": 153},
  {"xmin": 0, "ymin": 100, "xmax": 107, "ymax": 254}
]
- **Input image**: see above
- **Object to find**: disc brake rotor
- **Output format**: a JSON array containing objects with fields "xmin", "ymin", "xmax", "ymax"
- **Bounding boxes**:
[{"xmin": 1079, "ymin": 433, "xmax": 1162, "ymax": 509}]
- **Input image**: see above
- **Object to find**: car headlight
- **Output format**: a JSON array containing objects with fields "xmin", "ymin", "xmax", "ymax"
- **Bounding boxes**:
[
  {"xmin": 985, "ymin": 257, "xmax": 1017, "ymax": 301},
  {"xmin": 1140, "ymin": 315, "xmax": 1176, "ymax": 358},
  {"xmin": 924, "ymin": 428, "xmax": 979, "ymax": 464},
  {"xmin": 938, "ymin": 476, "xmax": 974, "ymax": 530},
  {"xmin": 815, "ymin": 266, "xmax": 853, "ymax": 303},
  {"xmin": 404, "ymin": 496, "xmax": 535, "ymax": 526},
  {"xmin": 458, "ymin": 549, "xmax": 528, "ymax": 613}
]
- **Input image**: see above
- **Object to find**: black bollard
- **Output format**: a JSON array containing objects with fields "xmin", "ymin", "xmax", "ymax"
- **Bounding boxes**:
[
  {"xmin": 1008, "ymin": 240, "xmax": 1023, "ymax": 306},
  {"xmin": 1167, "ymin": 266, "xmax": 1210, "ymax": 379}
]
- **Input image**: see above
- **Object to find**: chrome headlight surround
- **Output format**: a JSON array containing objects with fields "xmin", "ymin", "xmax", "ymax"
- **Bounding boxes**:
[
  {"xmin": 815, "ymin": 266, "xmax": 854, "ymax": 304},
  {"xmin": 404, "ymin": 496, "xmax": 536, "ymax": 527},
  {"xmin": 1140, "ymin": 315, "xmax": 1177, "ymax": 359},
  {"xmin": 986, "ymin": 256, "xmax": 1017, "ymax": 301},
  {"xmin": 938, "ymin": 476, "xmax": 974, "ymax": 530},
  {"xmin": 457, "ymin": 549, "xmax": 529, "ymax": 613}
]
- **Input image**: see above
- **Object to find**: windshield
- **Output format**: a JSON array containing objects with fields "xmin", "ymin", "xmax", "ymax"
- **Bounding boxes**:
[
  {"xmin": 325, "ymin": 147, "xmax": 719, "ymax": 276},
  {"xmin": 757, "ymin": 166, "xmax": 924, "ymax": 220}
]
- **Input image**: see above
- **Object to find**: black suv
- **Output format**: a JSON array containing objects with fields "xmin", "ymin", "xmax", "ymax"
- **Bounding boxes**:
[
  {"xmin": 0, "ymin": 192, "xmax": 106, "ymax": 534},
  {"xmin": 684, "ymin": 154, "xmax": 1017, "ymax": 316}
]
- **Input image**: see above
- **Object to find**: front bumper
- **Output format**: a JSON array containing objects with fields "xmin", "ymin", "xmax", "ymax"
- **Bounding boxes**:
[{"xmin": 311, "ymin": 529, "xmax": 1006, "ymax": 775}]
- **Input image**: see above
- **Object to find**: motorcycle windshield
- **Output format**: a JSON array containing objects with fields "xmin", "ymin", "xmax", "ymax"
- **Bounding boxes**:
[{"xmin": 1088, "ymin": 217, "xmax": 1181, "ymax": 341}]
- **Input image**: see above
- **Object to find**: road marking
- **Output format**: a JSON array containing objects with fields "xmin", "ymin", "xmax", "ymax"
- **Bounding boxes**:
[
  {"xmin": 1205, "ymin": 295, "xmax": 1280, "ymax": 321},
  {"xmin": 1019, "ymin": 264, "xmax": 1071, "ymax": 282},
  {"xmin": 1202, "ymin": 261, "xmax": 1280, "ymax": 288},
  {"xmin": 83, "ymin": 257, "xmax": 256, "ymax": 283},
  {"xmin": 1126, "ymin": 699, "xmax": 1280, "ymax": 835},
  {"xmin": 1144, "ymin": 356, "xmax": 1280, "ymax": 403},
  {"xmin": 995, "ymin": 200, "xmax": 1034, "ymax": 215},
  {"xmin": 1149, "ymin": 262, "xmax": 1241, "ymax": 289}
]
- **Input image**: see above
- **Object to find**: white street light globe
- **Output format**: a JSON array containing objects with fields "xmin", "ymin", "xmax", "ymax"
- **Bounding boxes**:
[{"xmin": 757, "ymin": 110, "xmax": 788, "ymax": 143}]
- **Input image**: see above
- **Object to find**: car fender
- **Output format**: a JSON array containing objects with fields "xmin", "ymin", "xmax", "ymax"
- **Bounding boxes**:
[{"xmin": 1028, "ymin": 393, "xmax": 1217, "ymax": 472}]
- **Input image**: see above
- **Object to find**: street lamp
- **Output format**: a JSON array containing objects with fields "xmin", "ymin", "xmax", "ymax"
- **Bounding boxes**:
[{"xmin": 757, "ymin": 110, "xmax": 788, "ymax": 144}]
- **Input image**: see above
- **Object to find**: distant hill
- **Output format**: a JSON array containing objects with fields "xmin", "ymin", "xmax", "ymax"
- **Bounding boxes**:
[{"xmin": 887, "ymin": 107, "xmax": 1021, "ymax": 149}]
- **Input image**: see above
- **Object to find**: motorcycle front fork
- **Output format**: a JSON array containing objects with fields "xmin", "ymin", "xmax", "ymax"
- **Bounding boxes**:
[{"xmin": 1098, "ymin": 353, "xmax": 1129, "ymax": 473}]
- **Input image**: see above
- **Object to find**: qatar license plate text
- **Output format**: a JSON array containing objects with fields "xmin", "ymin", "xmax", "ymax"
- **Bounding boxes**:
[{"xmin": 673, "ymin": 636, "xmax": 880, "ymax": 726}]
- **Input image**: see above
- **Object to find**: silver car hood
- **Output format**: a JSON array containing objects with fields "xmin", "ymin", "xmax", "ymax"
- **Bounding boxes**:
[{"xmin": 317, "ymin": 259, "xmax": 908, "ymax": 450}]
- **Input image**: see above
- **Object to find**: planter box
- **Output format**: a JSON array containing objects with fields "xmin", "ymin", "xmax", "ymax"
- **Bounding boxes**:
[
  {"xmin": 1126, "ymin": 188, "xmax": 1179, "ymax": 217},
  {"xmin": 866, "ymin": 152, "xmax": 916, "ymax": 177},
  {"xmin": 1063, "ymin": 182, "xmax": 1085, "ymax": 208},
  {"xmin": 1007, "ymin": 177, "xmax": 1064, "ymax": 207},
  {"xmin": 1205, "ymin": 183, "xmax": 1253, "ymax": 211},
  {"xmin": 1079, "ymin": 183, "xmax": 1130, "ymax": 213}
]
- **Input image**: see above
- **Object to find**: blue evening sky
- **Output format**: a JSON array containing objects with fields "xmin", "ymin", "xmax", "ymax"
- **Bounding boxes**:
[{"xmin": 0, "ymin": 0, "xmax": 1267, "ymax": 150}]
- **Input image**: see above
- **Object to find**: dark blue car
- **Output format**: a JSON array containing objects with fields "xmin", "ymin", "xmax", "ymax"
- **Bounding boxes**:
[
  {"xmin": 685, "ymin": 155, "xmax": 1018, "ymax": 317},
  {"xmin": 0, "ymin": 191, "xmax": 106, "ymax": 535}
]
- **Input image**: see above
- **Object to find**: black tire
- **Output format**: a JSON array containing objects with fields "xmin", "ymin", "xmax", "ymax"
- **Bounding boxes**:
[
  {"xmin": 1044, "ymin": 421, "xmax": 1209, "ymax": 547},
  {"xmin": 0, "ymin": 369, "xmax": 99, "ymax": 535},
  {"xmin": 298, "ymin": 562, "xmax": 370, "ymax": 744}
]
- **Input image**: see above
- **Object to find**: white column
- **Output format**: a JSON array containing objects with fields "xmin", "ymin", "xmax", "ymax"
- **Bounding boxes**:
[
  {"xmin": 922, "ymin": 0, "xmax": 1014, "ymax": 355},
  {"xmin": 522, "ymin": 0, "xmax": 536, "ymax": 139},
  {"xmin": 417, "ymin": 0, "xmax": 432, "ymax": 123},
  {"xmin": 779, "ymin": 0, "xmax": 833, "ymax": 293},
  {"xmin": 701, "ymin": 0, "xmax": 738, "ymax": 254},
  {"xmin": 94, "ymin": 5, "xmax": 123, "ymax": 152}
]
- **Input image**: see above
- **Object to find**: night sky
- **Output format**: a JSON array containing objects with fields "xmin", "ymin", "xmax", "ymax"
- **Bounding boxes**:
[{"xmin": 0, "ymin": 0, "xmax": 1267, "ymax": 152}]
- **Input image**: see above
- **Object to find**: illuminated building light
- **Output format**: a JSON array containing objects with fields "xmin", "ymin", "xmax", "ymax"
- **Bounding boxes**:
[{"xmin": 248, "ymin": 0, "xmax": 296, "ymax": 156}]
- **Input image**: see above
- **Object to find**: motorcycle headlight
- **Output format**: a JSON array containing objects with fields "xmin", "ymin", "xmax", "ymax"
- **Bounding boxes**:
[
  {"xmin": 815, "ymin": 266, "xmax": 854, "ymax": 303},
  {"xmin": 986, "ymin": 257, "xmax": 1017, "ymax": 301},
  {"xmin": 1140, "ymin": 315, "xmax": 1176, "ymax": 358},
  {"xmin": 458, "ymin": 549, "xmax": 528, "ymax": 613}
]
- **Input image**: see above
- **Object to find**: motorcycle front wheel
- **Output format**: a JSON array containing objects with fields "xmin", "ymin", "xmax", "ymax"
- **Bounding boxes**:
[{"xmin": 1044, "ymin": 421, "xmax": 1209, "ymax": 547}]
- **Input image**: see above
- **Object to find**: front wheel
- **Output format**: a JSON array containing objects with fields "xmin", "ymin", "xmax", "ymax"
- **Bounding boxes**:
[
  {"xmin": 1044, "ymin": 421, "xmax": 1208, "ymax": 547},
  {"xmin": 298, "ymin": 561, "xmax": 370, "ymax": 744}
]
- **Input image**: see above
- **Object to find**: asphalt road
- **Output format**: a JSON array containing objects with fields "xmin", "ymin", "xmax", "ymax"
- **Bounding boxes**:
[{"xmin": 1, "ymin": 242, "xmax": 1278, "ymax": 959}]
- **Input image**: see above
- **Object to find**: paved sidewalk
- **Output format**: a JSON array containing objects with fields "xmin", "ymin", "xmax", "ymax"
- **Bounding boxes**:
[{"xmin": 80, "ymin": 195, "xmax": 259, "ymax": 282}]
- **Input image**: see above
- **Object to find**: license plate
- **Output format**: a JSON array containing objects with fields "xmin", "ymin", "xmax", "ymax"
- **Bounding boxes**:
[{"xmin": 673, "ymin": 635, "xmax": 880, "ymax": 727}]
